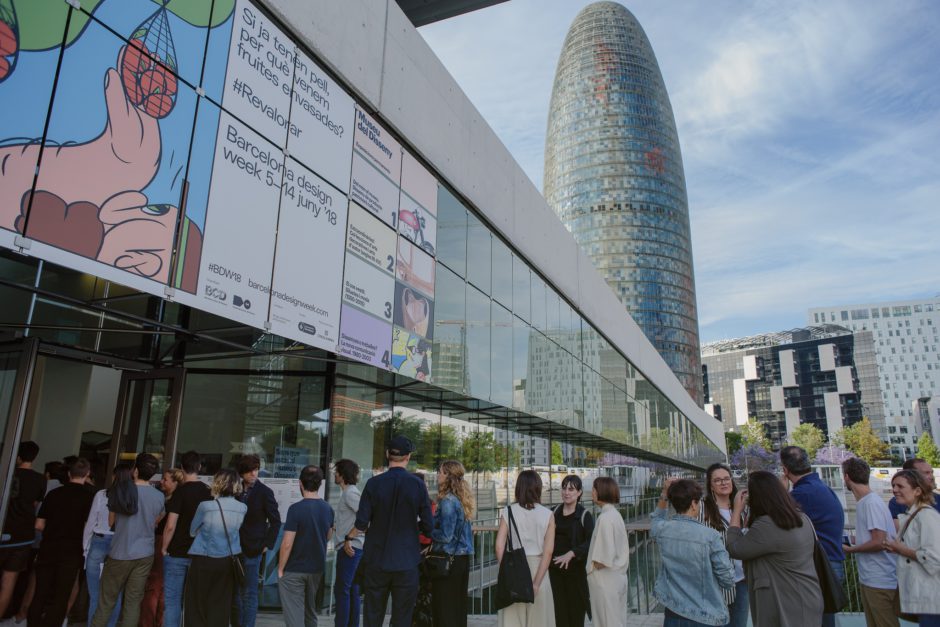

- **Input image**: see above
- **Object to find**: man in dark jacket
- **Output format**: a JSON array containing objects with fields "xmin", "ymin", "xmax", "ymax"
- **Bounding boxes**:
[
  {"xmin": 233, "ymin": 454, "xmax": 281, "ymax": 627},
  {"xmin": 348, "ymin": 436, "xmax": 433, "ymax": 627}
]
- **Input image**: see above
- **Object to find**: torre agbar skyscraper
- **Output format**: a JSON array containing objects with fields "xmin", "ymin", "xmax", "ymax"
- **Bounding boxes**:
[{"xmin": 544, "ymin": 1, "xmax": 704, "ymax": 404}]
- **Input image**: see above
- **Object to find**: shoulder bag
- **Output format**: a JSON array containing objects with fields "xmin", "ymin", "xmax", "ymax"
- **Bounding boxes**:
[
  {"xmin": 217, "ymin": 499, "xmax": 246, "ymax": 587},
  {"xmin": 424, "ymin": 503, "xmax": 466, "ymax": 580},
  {"xmin": 808, "ymin": 516, "xmax": 847, "ymax": 613},
  {"xmin": 494, "ymin": 505, "xmax": 534, "ymax": 610}
]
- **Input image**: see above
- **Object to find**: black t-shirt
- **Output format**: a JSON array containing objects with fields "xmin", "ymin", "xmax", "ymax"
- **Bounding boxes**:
[
  {"xmin": 166, "ymin": 481, "xmax": 212, "ymax": 557},
  {"xmin": 2, "ymin": 468, "xmax": 45, "ymax": 542},
  {"xmin": 37, "ymin": 483, "xmax": 94, "ymax": 561}
]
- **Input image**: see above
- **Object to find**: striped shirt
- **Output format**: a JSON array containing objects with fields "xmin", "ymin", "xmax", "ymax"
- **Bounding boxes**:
[{"xmin": 697, "ymin": 497, "xmax": 747, "ymax": 605}]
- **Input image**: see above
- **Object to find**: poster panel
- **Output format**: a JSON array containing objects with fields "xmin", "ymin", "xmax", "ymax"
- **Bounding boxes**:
[
  {"xmin": 342, "ymin": 254, "xmax": 395, "ymax": 324},
  {"xmin": 267, "ymin": 158, "xmax": 347, "ymax": 351},
  {"xmin": 349, "ymin": 152, "xmax": 398, "ymax": 228},
  {"xmin": 345, "ymin": 202, "xmax": 396, "ymax": 275},
  {"xmin": 400, "ymin": 151, "xmax": 438, "ymax": 216},
  {"xmin": 287, "ymin": 49, "xmax": 356, "ymax": 191},
  {"xmin": 352, "ymin": 107, "xmax": 401, "ymax": 181},
  {"xmin": 338, "ymin": 304, "xmax": 393, "ymax": 370},
  {"xmin": 174, "ymin": 109, "xmax": 282, "ymax": 327},
  {"xmin": 220, "ymin": 0, "xmax": 295, "ymax": 147},
  {"xmin": 397, "ymin": 192, "xmax": 437, "ymax": 255},
  {"xmin": 396, "ymin": 237, "xmax": 435, "ymax": 297},
  {"xmin": 391, "ymin": 326, "xmax": 432, "ymax": 382},
  {"xmin": 393, "ymin": 281, "xmax": 434, "ymax": 341}
]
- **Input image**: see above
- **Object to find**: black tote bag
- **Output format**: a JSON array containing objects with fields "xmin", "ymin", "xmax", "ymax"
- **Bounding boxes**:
[{"xmin": 494, "ymin": 505, "xmax": 534, "ymax": 610}]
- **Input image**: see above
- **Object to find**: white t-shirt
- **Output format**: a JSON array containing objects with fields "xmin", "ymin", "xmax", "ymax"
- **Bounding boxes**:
[
  {"xmin": 501, "ymin": 503, "xmax": 552, "ymax": 556},
  {"xmin": 855, "ymin": 492, "xmax": 897, "ymax": 589}
]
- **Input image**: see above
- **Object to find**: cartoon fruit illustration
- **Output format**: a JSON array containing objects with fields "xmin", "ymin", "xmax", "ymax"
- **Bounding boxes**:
[
  {"xmin": 117, "ymin": 7, "xmax": 178, "ymax": 119},
  {"xmin": 0, "ymin": 3, "xmax": 19, "ymax": 83}
]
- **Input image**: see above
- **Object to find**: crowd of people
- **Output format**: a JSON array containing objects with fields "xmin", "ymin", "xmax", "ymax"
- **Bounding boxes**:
[{"xmin": 2, "ymin": 437, "xmax": 939, "ymax": 627}]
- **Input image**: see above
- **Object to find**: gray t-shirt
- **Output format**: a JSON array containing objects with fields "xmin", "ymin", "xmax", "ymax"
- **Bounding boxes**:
[
  {"xmin": 855, "ymin": 492, "xmax": 897, "ymax": 589},
  {"xmin": 110, "ymin": 484, "xmax": 165, "ymax": 561}
]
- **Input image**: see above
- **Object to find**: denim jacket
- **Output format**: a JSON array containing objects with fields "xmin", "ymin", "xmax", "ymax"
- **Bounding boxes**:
[
  {"xmin": 189, "ymin": 497, "xmax": 247, "ymax": 558},
  {"xmin": 431, "ymin": 494, "xmax": 473, "ymax": 556},
  {"xmin": 650, "ymin": 507, "xmax": 734, "ymax": 626}
]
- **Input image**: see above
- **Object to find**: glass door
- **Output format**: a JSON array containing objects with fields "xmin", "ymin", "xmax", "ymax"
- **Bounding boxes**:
[
  {"xmin": 0, "ymin": 338, "xmax": 39, "ymax": 536},
  {"xmin": 111, "ymin": 368, "xmax": 184, "ymax": 470}
]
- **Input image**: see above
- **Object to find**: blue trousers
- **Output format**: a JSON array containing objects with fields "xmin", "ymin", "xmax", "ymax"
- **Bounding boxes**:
[
  {"xmin": 665, "ymin": 607, "xmax": 715, "ymax": 627},
  {"xmin": 334, "ymin": 547, "xmax": 362, "ymax": 627},
  {"xmin": 822, "ymin": 559, "xmax": 846, "ymax": 627},
  {"xmin": 725, "ymin": 580, "xmax": 749, "ymax": 627},
  {"xmin": 232, "ymin": 553, "xmax": 263, "ymax": 627},
  {"xmin": 85, "ymin": 535, "xmax": 120, "ymax": 627},
  {"xmin": 361, "ymin": 566, "xmax": 419, "ymax": 627},
  {"xmin": 162, "ymin": 555, "xmax": 191, "ymax": 627}
]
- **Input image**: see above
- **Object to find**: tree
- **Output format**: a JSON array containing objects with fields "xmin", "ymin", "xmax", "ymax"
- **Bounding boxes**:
[
  {"xmin": 730, "ymin": 444, "xmax": 778, "ymax": 473},
  {"xmin": 814, "ymin": 444, "xmax": 855, "ymax": 466},
  {"xmin": 789, "ymin": 424, "xmax": 826, "ymax": 460},
  {"xmin": 916, "ymin": 432, "xmax": 940, "ymax": 466},
  {"xmin": 741, "ymin": 419, "xmax": 771, "ymax": 450},
  {"xmin": 551, "ymin": 442, "xmax": 564, "ymax": 466},
  {"xmin": 725, "ymin": 431, "xmax": 744, "ymax": 456},
  {"xmin": 460, "ymin": 431, "xmax": 500, "ymax": 473},
  {"xmin": 838, "ymin": 418, "xmax": 889, "ymax": 465}
]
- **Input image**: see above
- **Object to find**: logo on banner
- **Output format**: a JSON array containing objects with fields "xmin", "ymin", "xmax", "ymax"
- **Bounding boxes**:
[
  {"xmin": 205, "ymin": 286, "xmax": 227, "ymax": 302},
  {"xmin": 298, "ymin": 322, "xmax": 317, "ymax": 336},
  {"xmin": 233, "ymin": 295, "xmax": 251, "ymax": 310}
]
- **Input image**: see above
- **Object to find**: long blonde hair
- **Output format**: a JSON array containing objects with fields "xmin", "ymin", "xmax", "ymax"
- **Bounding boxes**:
[{"xmin": 438, "ymin": 460, "xmax": 474, "ymax": 520}]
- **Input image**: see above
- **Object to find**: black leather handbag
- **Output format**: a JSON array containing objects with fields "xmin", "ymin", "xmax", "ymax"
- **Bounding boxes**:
[
  {"xmin": 424, "ymin": 512, "xmax": 465, "ymax": 580},
  {"xmin": 494, "ymin": 505, "xmax": 534, "ymax": 610}
]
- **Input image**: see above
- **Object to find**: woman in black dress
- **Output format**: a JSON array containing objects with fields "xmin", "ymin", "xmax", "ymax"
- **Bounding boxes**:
[{"xmin": 549, "ymin": 475, "xmax": 595, "ymax": 626}]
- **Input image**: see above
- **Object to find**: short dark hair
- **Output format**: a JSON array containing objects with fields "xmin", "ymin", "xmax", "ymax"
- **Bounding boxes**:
[
  {"xmin": 300, "ymin": 465, "xmax": 323, "ymax": 492},
  {"xmin": 593, "ymin": 476, "xmax": 620, "ymax": 504},
  {"xmin": 747, "ymin": 470, "xmax": 803, "ymax": 530},
  {"xmin": 68, "ymin": 458, "xmax": 91, "ymax": 479},
  {"xmin": 44, "ymin": 460, "xmax": 63, "ymax": 477},
  {"xmin": 179, "ymin": 451, "xmax": 202, "ymax": 475},
  {"xmin": 667, "ymin": 479, "xmax": 702, "ymax": 514},
  {"xmin": 334, "ymin": 459, "xmax": 360, "ymax": 486},
  {"xmin": 561, "ymin": 474, "xmax": 583, "ymax": 498},
  {"xmin": 236, "ymin": 454, "xmax": 261, "ymax": 476},
  {"xmin": 514, "ymin": 470, "xmax": 542, "ymax": 509},
  {"xmin": 135, "ymin": 453, "xmax": 160, "ymax": 481},
  {"xmin": 780, "ymin": 446, "xmax": 812, "ymax": 475},
  {"xmin": 842, "ymin": 457, "xmax": 870, "ymax": 485},
  {"xmin": 17, "ymin": 441, "xmax": 39, "ymax": 462},
  {"xmin": 902, "ymin": 458, "xmax": 927, "ymax": 471}
]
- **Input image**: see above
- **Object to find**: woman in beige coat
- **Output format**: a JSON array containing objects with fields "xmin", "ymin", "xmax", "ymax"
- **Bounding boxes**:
[{"xmin": 586, "ymin": 477, "xmax": 629, "ymax": 627}]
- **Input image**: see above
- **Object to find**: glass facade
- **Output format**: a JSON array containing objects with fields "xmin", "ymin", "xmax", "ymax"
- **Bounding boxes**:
[{"xmin": 544, "ymin": 1, "xmax": 703, "ymax": 404}]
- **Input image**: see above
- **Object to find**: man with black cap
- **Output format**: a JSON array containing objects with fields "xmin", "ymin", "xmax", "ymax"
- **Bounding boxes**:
[{"xmin": 346, "ymin": 435, "xmax": 433, "ymax": 627}]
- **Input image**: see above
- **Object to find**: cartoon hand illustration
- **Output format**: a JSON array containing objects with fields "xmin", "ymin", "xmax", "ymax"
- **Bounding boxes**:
[
  {"xmin": 97, "ymin": 190, "xmax": 178, "ymax": 282},
  {"xmin": 15, "ymin": 190, "xmax": 105, "ymax": 258}
]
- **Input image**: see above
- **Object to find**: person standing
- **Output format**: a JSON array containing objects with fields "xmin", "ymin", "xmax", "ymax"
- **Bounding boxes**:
[
  {"xmin": 185, "ymin": 469, "xmax": 247, "ymax": 627},
  {"xmin": 139, "ymin": 468, "xmax": 182, "ymax": 626},
  {"xmin": 779, "ymin": 445, "xmax": 845, "ymax": 627},
  {"xmin": 888, "ymin": 459, "xmax": 940, "ymax": 529},
  {"xmin": 83, "ymin": 464, "xmax": 128, "ymax": 627},
  {"xmin": 495, "ymin": 470, "xmax": 556, "ymax": 627},
  {"xmin": 549, "ymin": 475, "xmax": 594, "ymax": 627},
  {"xmin": 884, "ymin": 469, "xmax": 940, "ymax": 626},
  {"xmin": 233, "ymin": 455, "xmax": 281, "ymax": 627},
  {"xmin": 651, "ymin": 478, "xmax": 733, "ymax": 627},
  {"xmin": 27, "ymin": 458, "xmax": 95, "ymax": 627},
  {"xmin": 0, "ymin": 442, "xmax": 44, "ymax": 621},
  {"xmin": 726, "ymin": 470, "xmax": 823, "ymax": 627},
  {"xmin": 91, "ymin": 453, "xmax": 165, "ymax": 627},
  {"xmin": 160, "ymin": 451, "xmax": 211, "ymax": 627},
  {"xmin": 333, "ymin": 459, "xmax": 363, "ymax": 627},
  {"xmin": 430, "ymin": 460, "xmax": 475, "ymax": 627},
  {"xmin": 586, "ymin": 477, "xmax": 629, "ymax": 627},
  {"xmin": 842, "ymin": 457, "xmax": 900, "ymax": 627},
  {"xmin": 347, "ymin": 436, "xmax": 433, "ymax": 627},
  {"xmin": 277, "ymin": 466, "xmax": 334, "ymax": 627},
  {"xmin": 698, "ymin": 463, "xmax": 749, "ymax": 627}
]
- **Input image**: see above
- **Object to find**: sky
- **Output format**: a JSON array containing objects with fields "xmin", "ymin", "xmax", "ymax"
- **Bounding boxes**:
[{"xmin": 419, "ymin": 0, "xmax": 940, "ymax": 344}]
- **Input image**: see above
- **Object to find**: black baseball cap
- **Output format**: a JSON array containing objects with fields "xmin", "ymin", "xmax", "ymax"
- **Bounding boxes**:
[{"xmin": 388, "ymin": 435, "xmax": 416, "ymax": 456}]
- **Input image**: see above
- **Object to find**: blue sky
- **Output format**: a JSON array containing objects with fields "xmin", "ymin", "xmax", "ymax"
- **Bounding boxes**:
[{"xmin": 420, "ymin": 0, "xmax": 940, "ymax": 344}]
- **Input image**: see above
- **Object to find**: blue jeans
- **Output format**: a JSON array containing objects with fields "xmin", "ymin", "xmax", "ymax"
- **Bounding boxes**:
[
  {"xmin": 919, "ymin": 615, "xmax": 940, "ymax": 627},
  {"xmin": 162, "ymin": 555, "xmax": 191, "ymax": 627},
  {"xmin": 233, "ymin": 553, "xmax": 262, "ymax": 627},
  {"xmin": 334, "ymin": 547, "xmax": 362, "ymax": 627},
  {"xmin": 725, "ymin": 580, "xmax": 749, "ymax": 627},
  {"xmin": 665, "ymin": 607, "xmax": 714, "ymax": 627},
  {"xmin": 822, "ymin": 559, "xmax": 846, "ymax": 627},
  {"xmin": 86, "ymin": 535, "xmax": 120, "ymax": 627}
]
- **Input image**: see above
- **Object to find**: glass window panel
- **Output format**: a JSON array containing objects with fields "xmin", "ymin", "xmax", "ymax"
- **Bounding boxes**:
[
  {"xmin": 437, "ymin": 187, "xmax": 467, "ymax": 276},
  {"xmin": 512, "ymin": 315, "xmax": 530, "ymax": 411},
  {"xmin": 530, "ymin": 274, "xmax": 547, "ymax": 333},
  {"xmin": 512, "ymin": 256, "xmax": 530, "ymax": 322},
  {"xmin": 466, "ymin": 213, "xmax": 491, "ymax": 294},
  {"xmin": 491, "ymin": 238, "xmax": 513, "ymax": 309},
  {"xmin": 546, "ymin": 288, "xmax": 560, "ymax": 339},
  {"xmin": 466, "ymin": 285, "xmax": 491, "ymax": 401},
  {"xmin": 491, "ymin": 302, "xmax": 513, "ymax": 408},
  {"xmin": 432, "ymin": 263, "xmax": 467, "ymax": 395}
]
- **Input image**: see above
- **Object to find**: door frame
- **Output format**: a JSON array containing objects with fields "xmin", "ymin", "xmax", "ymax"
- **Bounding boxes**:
[
  {"xmin": 110, "ymin": 368, "xmax": 185, "ymax": 471},
  {"xmin": 0, "ymin": 337, "xmax": 40, "ymax": 533}
]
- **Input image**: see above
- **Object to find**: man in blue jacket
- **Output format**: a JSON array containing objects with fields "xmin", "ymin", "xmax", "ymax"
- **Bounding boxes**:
[
  {"xmin": 781, "ymin": 445, "xmax": 845, "ymax": 627},
  {"xmin": 233, "ymin": 454, "xmax": 281, "ymax": 627},
  {"xmin": 347, "ymin": 436, "xmax": 433, "ymax": 627}
]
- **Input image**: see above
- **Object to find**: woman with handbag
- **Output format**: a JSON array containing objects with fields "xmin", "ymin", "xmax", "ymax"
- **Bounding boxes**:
[
  {"xmin": 884, "ymin": 469, "xmax": 940, "ymax": 626},
  {"xmin": 185, "ymin": 469, "xmax": 247, "ymax": 627},
  {"xmin": 495, "ymin": 470, "xmax": 555, "ymax": 627},
  {"xmin": 549, "ymin": 474, "xmax": 594, "ymax": 627},
  {"xmin": 726, "ymin": 471, "xmax": 822, "ymax": 627},
  {"xmin": 586, "ymin": 477, "xmax": 629, "ymax": 627},
  {"xmin": 429, "ymin": 460, "xmax": 475, "ymax": 627}
]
